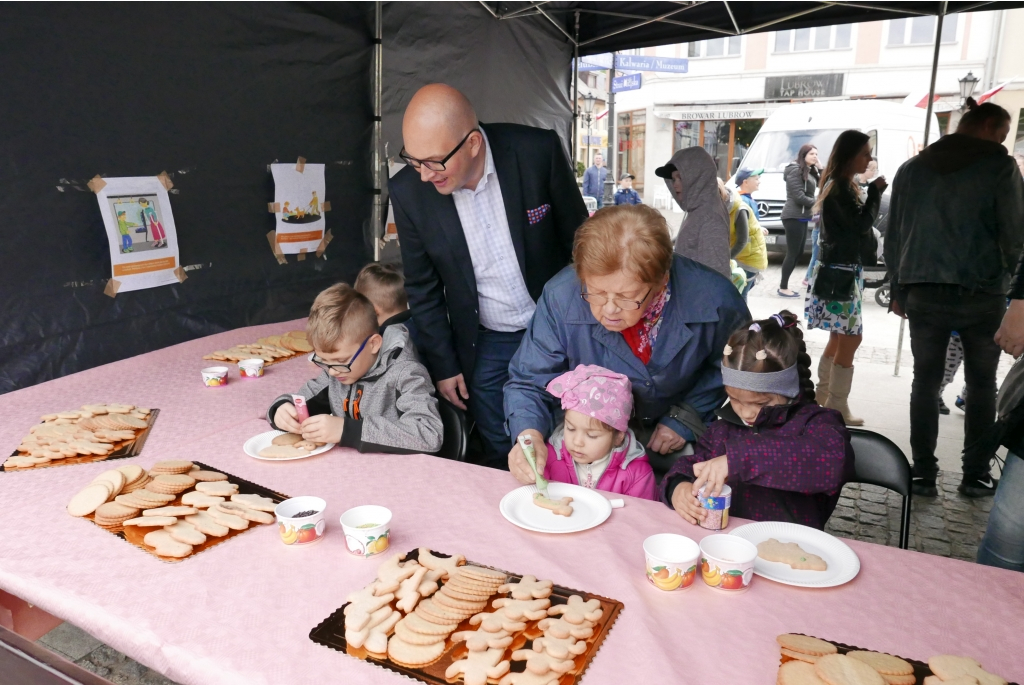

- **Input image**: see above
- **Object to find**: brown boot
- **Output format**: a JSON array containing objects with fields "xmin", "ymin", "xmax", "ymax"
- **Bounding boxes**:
[
  {"xmin": 816, "ymin": 355, "xmax": 833, "ymax": 406},
  {"xmin": 824, "ymin": 363, "xmax": 864, "ymax": 426}
]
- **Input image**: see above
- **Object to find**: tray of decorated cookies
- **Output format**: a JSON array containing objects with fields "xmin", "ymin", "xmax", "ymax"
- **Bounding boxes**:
[
  {"xmin": 65, "ymin": 460, "xmax": 287, "ymax": 562},
  {"xmin": 202, "ymin": 330, "xmax": 312, "ymax": 366},
  {"xmin": 775, "ymin": 633, "xmax": 1015, "ymax": 685},
  {"xmin": 309, "ymin": 548, "xmax": 623, "ymax": 685},
  {"xmin": 4, "ymin": 404, "xmax": 159, "ymax": 472}
]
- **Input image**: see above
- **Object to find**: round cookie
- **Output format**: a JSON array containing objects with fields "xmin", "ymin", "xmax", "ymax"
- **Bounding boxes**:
[
  {"xmin": 779, "ymin": 660, "xmax": 827, "ymax": 685},
  {"xmin": 394, "ymin": 620, "xmax": 448, "ymax": 645},
  {"xmin": 783, "ymin": 648, "xmax": 821, "ymax": 664},
  {"xmin": 123, "ymin": 516, "xmax": 177, "ymax": 527},
  {"xmin": 145, "ymin": 474, "xmax": 196, "ymax": 495},
  {"xmin": 397, "ymin": 611, "xmax": 458, "ymax": 636},
  {"xmin": 778, "ymin": 634, "xmax": 839, "ymax": 657},
  {"xmin": 880, "ymin": 674, "xmax": 917, "ymax": 685},
  {"xmin": 387, "ymin": 635, "xmax": 446, "ymax": 666},
  {"xmin": 187, "ymin": 470, "xmax": 228, "ymax": 482},
  {"xmin": 150, "ymin": 460, "xmax": 194, "ymax": 475},
  {"xmin": 846, "ymin": 652, "xmax": 913, "ymax": 676},
  {"xmin": 67, "ymin": 484, "xmax": 113, "ymax": 517},
  {"xmin": 814, "ymin": 654, "xmax": 885, "ymax": 685}
]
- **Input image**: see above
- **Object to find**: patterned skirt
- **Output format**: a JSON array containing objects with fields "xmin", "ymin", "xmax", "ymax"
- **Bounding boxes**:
[{"xmin": 804, "ymin": 263, "xmax": 864, "ymax": 336}]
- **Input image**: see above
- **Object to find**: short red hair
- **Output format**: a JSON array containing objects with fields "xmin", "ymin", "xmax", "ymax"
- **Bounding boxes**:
[{"xmin": 573, "ymin": 204, "xmax": 673, "ymax": 285}]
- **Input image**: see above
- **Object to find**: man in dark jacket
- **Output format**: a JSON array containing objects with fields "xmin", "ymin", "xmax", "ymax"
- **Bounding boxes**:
[
  {"xmin": 885, "ymin": 100, "xmax": 1024, "ymax": 498},
  {"xmin": 389, "ymin": 84, "xmax": 589, "ymax": 468},
  {"xmin": 582, "ymin": 153, "xmax": 607, "ymax": 208}
]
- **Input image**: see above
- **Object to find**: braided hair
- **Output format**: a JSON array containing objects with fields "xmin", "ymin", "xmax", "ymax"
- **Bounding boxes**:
[{"xmin": 722, "ymin": 310, "xmax": 816, "ymax": 403}]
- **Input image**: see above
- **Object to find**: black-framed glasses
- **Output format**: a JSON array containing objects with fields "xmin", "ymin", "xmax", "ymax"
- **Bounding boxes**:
[
  {"xmin": 580, "ymin": 286, "xmax": 653, "ymax": 311},
  {"xmin": 398, "ymin": 129, "xmax": 478, "ymax": 171},
  {"xmin": 309, "ymin": 335, "xmax": 371, "ymax": 373}
]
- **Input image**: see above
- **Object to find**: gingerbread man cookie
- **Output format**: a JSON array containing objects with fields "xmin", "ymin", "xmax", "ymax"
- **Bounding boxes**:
[
  {"xmin": 395, "ymin": 564, "xmax": 429, "ymax": 614},
  {"xmin": 373, "ymin": 555, "xmax": 418, "ymax": 596},
  {"xmin": 469, "ymin": 609, "xmax": 527, "ymax": 634},
  {"xmin": 346, "ymin": 605, "xmax": 396, "ymax": 649},
  {"xmin": 415, "ymin": 548, "xmax": 466, "ymax": 580},
  {"xmin": 445, "ymin": 648, "xmax": 511, "ymax": 685},
  {"xmin": 492, "ymin": 597, "xmax": 551, "ymax": 622},
  {"xmin": 532, "ymin": 493, "xmax": 573, "ymax": 516},
  {"xmin": 452, "ymin": 627, "xmax": 514, "ymax": 652},
  {"xmin": 547, "ymin": 595, "xmax": 603, "ymax": 625},
  {"xmin": 532, "ymin": 634, "xmax": 588, "ymax": 660},
  {"xmin": 499, "ymin": 575, "xmax": 553, "ymax": 600},
  {"xmin": 345, "ymin": 584, "xmax": 395, "ymax": 632},
  {"xmin": 498, "ymin": 671, "xmax": 561, "ymax": 685},
  {"xmin": 537, "ymin": 617, "xmax": 594, "ymax": 640},
  {"xmin": 511, "ymin": 648, "xmax": 576, "ymax": 676}
]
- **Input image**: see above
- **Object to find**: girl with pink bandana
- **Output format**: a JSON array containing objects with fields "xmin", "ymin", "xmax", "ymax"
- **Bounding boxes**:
[{"xmin": 540, "ymin": 364, "xmax": 657, "ymax": 500}]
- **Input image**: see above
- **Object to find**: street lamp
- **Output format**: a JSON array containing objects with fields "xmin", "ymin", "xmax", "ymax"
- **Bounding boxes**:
[
  {"xmin": 959, "ymin": 71, "xmax": 979, "ymax": 109},
  {"xmin": 582, "ymin": 93, "xmax": 596, "ymax": 164}
]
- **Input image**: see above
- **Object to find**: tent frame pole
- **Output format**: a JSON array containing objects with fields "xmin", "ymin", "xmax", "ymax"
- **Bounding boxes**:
[
  {"xmin": 893, "ymin": 1, "xmax": 945, "ymax": 376},
  {"xmin": 372, "ymin": 0, "xmax": 384, "ymax": 262},
  {"xmin": 572, "ymin": 11, "xmax": 580, "ymax": 169}
]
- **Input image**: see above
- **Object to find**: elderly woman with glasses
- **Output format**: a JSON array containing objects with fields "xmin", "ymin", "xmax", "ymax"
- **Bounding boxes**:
[{"xmin": 506, "ymin": 204, "xmax": 750, "ymax": 480}]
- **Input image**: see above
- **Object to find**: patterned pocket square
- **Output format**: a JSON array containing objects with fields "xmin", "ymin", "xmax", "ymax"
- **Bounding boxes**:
[{"xmin": 527, "ymin": 203, "xmax": 551, "ymax": 224}]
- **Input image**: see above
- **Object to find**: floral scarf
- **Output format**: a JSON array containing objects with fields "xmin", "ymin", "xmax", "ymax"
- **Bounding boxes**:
[{"xmin": 621, "ymin": 284, "xmax": 671, "ymax": 365}]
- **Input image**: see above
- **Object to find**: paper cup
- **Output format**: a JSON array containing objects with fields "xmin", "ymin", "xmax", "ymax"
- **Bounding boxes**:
[
  {"xmin": 697, "ymin": 484, "xmax": 732, "ymax": 530},
  {"xmin": 699, "ymin": 533, "xmax": 757, "ymax": 592},
  {"xmin": 643, "ymin": 533, "xmax": 700, "ymax": 591},
  {"xmin": 201, "ymin": 366, "xmax": 229, "ymax": 387},
  {"xmin": 340, "ymin": 505, "xmax": 392, "ymax": 557},
  {"xmin": 238, "ymin": 358, "xmax": 265, "ymax": 378},
  {"xmin": 275, "ymin": 496, "xmax": 326, "ymax": 546}
]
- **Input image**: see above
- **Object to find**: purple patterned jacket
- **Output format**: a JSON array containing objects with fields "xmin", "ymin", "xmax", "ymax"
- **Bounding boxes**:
[{"xmin": 661, "ymin": 401, "xmax": 854, "ymax": 530}]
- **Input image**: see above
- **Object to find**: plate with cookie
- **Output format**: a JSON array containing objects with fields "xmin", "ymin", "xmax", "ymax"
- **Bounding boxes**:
[
  {"xmin": 499, "ymin": 483, "xmax": 615, "ymax": 534},
  {"xmin": 730, "ymin": 521, "xmax": 860, "ymax": 588},
  {"xmin": 244, "ymin": 430, "xmax": 334, "ymax": 461}
]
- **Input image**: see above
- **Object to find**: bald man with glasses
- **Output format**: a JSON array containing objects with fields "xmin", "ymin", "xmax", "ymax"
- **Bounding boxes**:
[{"xmin": 389, "ymin": 84, "xmax": 588, "ymax": 469}]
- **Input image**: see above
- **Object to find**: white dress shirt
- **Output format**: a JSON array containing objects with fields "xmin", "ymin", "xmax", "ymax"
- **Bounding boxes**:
[{"xmin": 451, "ymin": 130, "xmax": 537, "ymax": 332}]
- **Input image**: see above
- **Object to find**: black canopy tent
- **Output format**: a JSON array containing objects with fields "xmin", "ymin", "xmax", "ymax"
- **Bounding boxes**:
[{"xmin": 2, "ymin": 1, "xmax": 1021, "ymax": 394}]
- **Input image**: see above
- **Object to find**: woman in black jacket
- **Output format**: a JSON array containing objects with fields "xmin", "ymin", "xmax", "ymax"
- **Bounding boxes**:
[
  {"xmin": 805, "ymin": 130, "xmax": 887, "ymax": 425},
  {"xmin": 778, "ymin": 144, "xmax": 820, "ymax": 297}
]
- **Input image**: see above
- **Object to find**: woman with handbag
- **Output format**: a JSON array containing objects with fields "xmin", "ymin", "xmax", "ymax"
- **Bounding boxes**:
[{"xmin": 805, "ymin": 130, "xmax": 887, "ymax": 425}]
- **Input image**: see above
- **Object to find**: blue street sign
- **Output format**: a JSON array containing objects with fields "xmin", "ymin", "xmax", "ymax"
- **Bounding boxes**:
[
  {"xmin": 614, "ymin": 54, "xmax": 688, "ymax": 73},
  {"xmin": 612, "ymin": 73, "xmax": 642, "ymax": 93},
  {"xmin": 575, "ymin": 53, "xmax": 613, "ymax": 71}
]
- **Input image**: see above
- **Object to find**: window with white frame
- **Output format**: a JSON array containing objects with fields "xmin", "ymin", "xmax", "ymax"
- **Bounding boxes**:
[
  {"xmin": 887, "ymin": 15, "xmax": 958, "ymax": 45},
  {"xmin": 774, "ymin": 24, "xmax": 852, "ymax": 52},
  {"xmin": 687, "ymin": 36, "xmax": 741, "ymax": 57}
]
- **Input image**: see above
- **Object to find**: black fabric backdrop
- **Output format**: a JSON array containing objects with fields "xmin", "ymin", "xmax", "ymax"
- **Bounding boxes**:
[{"xmin": 0, "ymin": 3, "xmax": 374, "ymax": 393}]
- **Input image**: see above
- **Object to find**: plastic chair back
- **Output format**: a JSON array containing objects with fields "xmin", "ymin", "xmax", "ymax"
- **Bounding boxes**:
[
  {"xmin": 847, "ymin": 428, "xmax": 912, "ymax": 549},
  {"xmin": 435, "ymin": 397, "xmax": 468, "ymax": 462}
]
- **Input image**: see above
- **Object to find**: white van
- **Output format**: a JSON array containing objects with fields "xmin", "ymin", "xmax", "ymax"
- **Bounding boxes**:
[{"xmin": 733, "ymin": 100, "xmax": 940, "ymax": 253}]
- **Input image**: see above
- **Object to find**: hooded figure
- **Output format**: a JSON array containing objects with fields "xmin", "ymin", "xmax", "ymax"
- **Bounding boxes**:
[{"xmin": 656, "ymin": 147, "xmax": 731, "ymax": 278}]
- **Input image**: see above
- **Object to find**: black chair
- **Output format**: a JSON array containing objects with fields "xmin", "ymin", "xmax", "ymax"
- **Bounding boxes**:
[
  {"xmin": 846, "ymin": 428, "xmax": 912, "ymax": 550},
  {"xmin": 435, "ymin": 397, "xmax": 468, "ymax": 462}
]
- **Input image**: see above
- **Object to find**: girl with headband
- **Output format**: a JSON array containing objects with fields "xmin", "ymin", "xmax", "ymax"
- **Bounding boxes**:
[
  {"xmin": 539, "ymin": 364, "xmax": 657, "ymax": 500},
  {"xmin": 661, "ymin": 311, "xmax": 854, "ymax": 530}
]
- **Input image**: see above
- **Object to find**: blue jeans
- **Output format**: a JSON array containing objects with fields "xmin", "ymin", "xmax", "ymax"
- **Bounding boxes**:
[
  {"xmin": 978, "ymin": 452, "xmax": 1024, "ymax": 572},
  {"xmin": 805, "ymin": 227, "xmax": 820, "ymax": 282},
  {"xmin": 741, "ymin": 269, "xmax": 757, "ymax": 302},
  {"xmin": 467, "ymin": 328, "xmax": 524, "ymax": 470}
]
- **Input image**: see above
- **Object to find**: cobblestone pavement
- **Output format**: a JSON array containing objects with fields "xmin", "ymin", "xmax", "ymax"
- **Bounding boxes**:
[{"xmin": 826, "ymin": 470, "xmax": 994, "ymax": 561}]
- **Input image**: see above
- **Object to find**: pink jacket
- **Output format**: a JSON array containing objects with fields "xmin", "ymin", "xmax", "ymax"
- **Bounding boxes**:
[{"xmin": 543, "ymin": 425, "xmax": 657, "ymax": 500}]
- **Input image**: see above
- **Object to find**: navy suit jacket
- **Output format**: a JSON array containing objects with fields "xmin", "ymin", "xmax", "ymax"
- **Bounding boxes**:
[{"xmin": 388, "ymin": 123, "xmax": 589, "ymax": 381}]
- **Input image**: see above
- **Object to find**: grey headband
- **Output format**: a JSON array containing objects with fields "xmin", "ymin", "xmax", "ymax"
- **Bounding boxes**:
[{"xmin": 721, "ymin": 364, "xmax": 801, "ymax": 399}]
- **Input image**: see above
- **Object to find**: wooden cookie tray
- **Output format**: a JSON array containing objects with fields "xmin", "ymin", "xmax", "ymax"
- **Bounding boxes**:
[
  {"xmin": 309, "ymin": 548, "xmax": 624, "ymax": 685},
  {"xmin": 84, "ymin": 461, "xmax": 288, "ymax": 563},
  {"xmin": 785, "ymin": 635, "xmax": 1019, "ymax": 685},
  {"xmin": 3, "ymin": 409, "xmax": 161, "ymax": 473}
]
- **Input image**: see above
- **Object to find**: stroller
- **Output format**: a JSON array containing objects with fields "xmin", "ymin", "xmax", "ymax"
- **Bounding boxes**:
[{"xmin": 864, "ymin": 225, "xmax": 890, "ymax": 306}]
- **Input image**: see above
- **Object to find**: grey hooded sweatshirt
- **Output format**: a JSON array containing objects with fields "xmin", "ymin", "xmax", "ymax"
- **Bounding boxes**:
[
  {"xmin": 663, "ymin": 147, "xmax": 732, "ymax": 278},
  {"xmin": 267, "ymin": 324, "xmax": 443, "ymax": 454}
]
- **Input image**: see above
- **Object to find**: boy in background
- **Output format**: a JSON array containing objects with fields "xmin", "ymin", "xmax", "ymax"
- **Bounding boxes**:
[
  {"xmin": 354, "ymin": 263, "xmax": 421, "ymax": 351},
  {"xmin": 613, "ymin": 174, "xmax": 642, "ymax": 206},
  {"xmin": 268, "ymin": 283, "xmax": 442, "ymax": 454}
]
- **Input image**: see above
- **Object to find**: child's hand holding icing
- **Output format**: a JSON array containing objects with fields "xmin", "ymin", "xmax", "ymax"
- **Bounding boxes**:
[{"xmin": 692, "ymin": 455, "xmax": 729, "ymax": 497}]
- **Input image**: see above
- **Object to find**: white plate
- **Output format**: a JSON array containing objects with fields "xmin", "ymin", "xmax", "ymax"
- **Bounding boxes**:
[
  {"xmin": 243, "ymin": 430, "xmax": 335, "ymax": 461},
  {"xmin": 499, "ymin": 483, "xmax": 612, "ymax": 534},
  {"xmin": 729, "ymin": 521, "xmax": 860, "ymax": 588}
]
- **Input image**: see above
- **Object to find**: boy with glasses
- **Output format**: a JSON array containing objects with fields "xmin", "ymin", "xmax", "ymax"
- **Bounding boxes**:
[{"xmin": 267, "ymin": 283, "xmax": 442, "ymax": 454}]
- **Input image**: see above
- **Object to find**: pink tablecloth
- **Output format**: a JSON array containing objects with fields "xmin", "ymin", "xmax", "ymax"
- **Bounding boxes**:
[{"xmin": 1, "ymin": 327, "xmax": 1023, "ymax": 684}]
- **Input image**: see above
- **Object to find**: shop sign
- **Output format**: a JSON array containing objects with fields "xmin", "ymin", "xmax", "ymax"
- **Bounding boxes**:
[{"xmin": 764, "ymin": 73, "xmax": 844, "ymax": 99}]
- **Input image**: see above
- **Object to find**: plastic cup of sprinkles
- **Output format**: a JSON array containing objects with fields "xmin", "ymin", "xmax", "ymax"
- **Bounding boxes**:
[
  {"xmin": 275, "ymin": 496, "xmax": 326, "ymax": 545},
  {"xmin": 201, "ymin": 366, "xmax": 229, "ymax": 387},
  {"xmin": 340, "ymin": 505, "xmax": 392, "ymax": 558}
]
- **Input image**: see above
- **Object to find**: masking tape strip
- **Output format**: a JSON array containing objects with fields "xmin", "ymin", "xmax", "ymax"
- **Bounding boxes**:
[
  {"xmin": 322, "ymin": 201, "xmax": 331, "ymax": 212},
  {"xmin": 266, "ymin": 230, "xmax": 287, "ymax": 264},
  {"xmin": 174, "ymin": 266, "xmax": 188, "ymax": 283},
  {"xmin": 103, "ymin": 278, "xmax": 121, "ymax": 298},
  {"xmin": 297, "ymin": 248, "xmax": 307, "ymax": 261},
  {"xmin": 156, "ymin": 171, "xmax": 174, "ymax": 191},
  {"xmin": 295, "ymin": 157, "xmax": 306, "ymax": 173},
  {"xmin": 315, "ymin": 228, "xmax": 334, "ymax": 258},
  {"xmin": 268, "ymin": 202, "xmax": 280, "ymax": 213},
  {"xmin": 87, "ymin": 176, "xmax": 107, "ymax": 194}
]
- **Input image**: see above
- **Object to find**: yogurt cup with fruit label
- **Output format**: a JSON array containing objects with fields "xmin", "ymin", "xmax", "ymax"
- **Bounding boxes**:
[
  {"xmin": 201, "ymin": 366, "xmax": 229, "ymax": 388},
  {"xmin": 340, "ymin": 505, "xmax": 392, "ymax": 557},
  {"xmin": 275, "ymin": 496, "xmax": 326, "ymax": 545},
  {"xmin": 238, "ymin": 358, "xmax": 265, "ymax": 378},
  {"xmin": 643, "ymin": 533, "xmax": 700, "ymax": 591}
]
